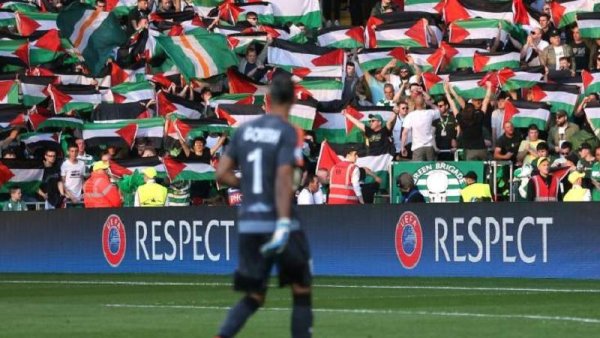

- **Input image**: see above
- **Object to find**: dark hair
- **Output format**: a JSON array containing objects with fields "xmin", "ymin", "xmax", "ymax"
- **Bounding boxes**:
[
  {"xmin": 9, "ymin": 186, "xmax": 21, "ymax": 193},
  {"xmin": 383, "ymin": 83, "xmax": 394, "ymax": 91},
  {"xmin": 2, "ymin": 148, "xmax": 16, "ymax": 158},
  {"xmin": 246, "ymin": 11, "xmax": 258, "ymax": 18},
  {"xmin": 528, "ymin": 124, "xmax": 539, "ymax": 131},
  {"xmin": 536, "ymin": 142, "xmax": 549, "ymax": 151},
  {"xmin": 561, "ymin": 141, "xmax": 572, "ymax": 150},
  {"xmin": 199, "ymin": 87, "xmax": 211, "ymax": 97},
  {"xmin": 67, "ymin": 143, "xmax": 78, "ymax": 150},
  {"xmin": 270, "ymin": 75, "xmax": 295, "ymax": 105},
  {"xmin": 460, "ymin": 103, "xmax": 477, "ymax": 126},
  {"xmin": 435, "ymin": 97, "xmax": 448, "ymax": 105},
  {"xmin": 192, "ymin": 137, "xmax": 206, "ymax": 145},
  {"xmin": 346, "ymin": 61, "xmax": 355, "ymax": 68},
  {"xmin": 302, "ymin": 173, "xmax": 317, "ymax": 188},
  {"xmin": 397, "ymin": 172, "xmax": 414, "ymax": 192},
  {"xmin": 559, "ymin": 56, "xmax": 571, "ymax": 63},
  {"xmin": 540, "ymin": 13, "xmax": 551, "ymax": 21},
  {"xmin": 45, "ymin": 148, "xmax": 56, "ymax": 156}
]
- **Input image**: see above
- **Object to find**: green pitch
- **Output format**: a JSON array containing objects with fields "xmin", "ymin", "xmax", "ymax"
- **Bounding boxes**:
[{"xmin": 1, "ymin": 274, "xmax": 600, "ymax": 337}]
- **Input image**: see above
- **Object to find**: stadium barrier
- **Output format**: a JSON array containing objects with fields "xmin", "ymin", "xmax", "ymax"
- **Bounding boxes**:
[{"xmin": 1, "ymin": 203, "xmax": 599, "ymax": 279}]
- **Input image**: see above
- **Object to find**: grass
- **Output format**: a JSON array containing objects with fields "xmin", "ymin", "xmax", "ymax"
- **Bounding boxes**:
[{"xmin": 1, "ymin": 274, "xmax": 600, "ymax": 337}]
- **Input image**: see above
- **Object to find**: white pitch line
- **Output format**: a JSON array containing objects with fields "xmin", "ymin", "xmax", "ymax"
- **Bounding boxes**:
[
  {"xmin": 2, "ymin": 280, "xmax": 600, "ymax": 294},
  {"xmin": 104, "ymin": 303, "xmax": 600, "ymax": 324}
]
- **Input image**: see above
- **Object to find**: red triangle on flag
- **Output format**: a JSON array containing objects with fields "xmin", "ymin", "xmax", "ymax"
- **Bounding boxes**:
[
  {"xmin": 157, "ymin": 91, "xmax": 177, "ymax": 116},
  {"xmin": 442, "ymin": 0, "xmax": 471, "ymax": 23},
  {"xmin": 110, "ymin": 62, "xmax": 129, "ymax": 86},
  {"xmin": 116, "ymin": 123, "xmax": 138, "ymax": 149},
  {"xmin": 513, "ymin": 0, "xmax": 533, "ymax": 26},
  {"xmin": 477, "ymin": 71, "xmax": 499, "ymax": 92},
  {"xmin": 315, "ymin": 140, "xmax": 341, "ymax": 172},
  {"xmin": 0, "ymin": 81, "xmax": 14, "ymax": 101},
  {"xmin": 433, "ymin": 0, "xmax": 445, "ymax": 13},
  {"xmin": 168, "ymin": 25, "xmax": 184, "ymax": 36},
  {"xmin": 10, "ymin": 114, "xmax": 26, "ymax": 127},
  {"xmin": 293, "ymin": 84, "xmax": 313, "ymax": 100},
  {"xmin": 34, "ymin": 29, "xmax": 62, "ymax": 52},
  {"xmin": 311, "ymin": 49, "xmax": 344, "ymax": 67},
  {"xmin": 259, "ymin": 25, "xmax": 281, "ymax": 38},
  {"xmin": 174, "ymin": 119, "xmax": 191, "ymax": 140},
  {"xmin": 473, "ymin": 52, "xmax": 491, "ymax": 73},
  {"xmin": 344, "ymin": 106, "xmax": 364, "ymax": 134},
  {"xmin": 582, "ymin": 70, "xmax": 594, "ymax": 90},
  {"xmin": 365, "ymin": 16, "xmax": 384, "ymax": 48},
  {"xmin": 15, "ymin": 12, "xmax": 40, "ymax": 36},
  {"xmin": 422, "ymin": 72, "xmax": 442, "ymax": 92},
  {"xmin": 113, "ymin": 92, "xmax": 127, "ymax": 104},
  {"xmin": 502, "ymin": 100, "xmax": 519, "ymax": 126},
  {"xmin": 28, "ymin": 113, "xmax": 48, "ymax": 130},
  {"xmin": 388, "ymin": 47, "xmax": 407, "ymax": 62},
  {"xmin": 216, "ymin": 107, "xmax": 238, "ymax": 126},
  {"xmin": 227, "ymin": 68, "xmax": 259, "ymax": 94},
  {"xmin": 405, "ymin": 18, "xmax": 428, "ymax": 47},
  {"xmin": 236, "ymin": 95, "xmax": 254, "ymax": 105},
  {"xmin": 448, "ymin": 24, "xmax": 470, "ymax": 43},
  {"xmin": 227, "ymin": 36, "xmax": 240, "ymax": 49},
  {"xmin": 530, "ymin": 85, "xmax": 547, "ymax": 101},
  {"xmin": 13, "ymin": 42, "xmax": 29, "ymax": 65},
  {"xmin": 550, "ymin": 1, "xmax": 566, "ymax": 27},
  {"xmin": 108, "ymin": 160, "xmax": 132, "ymax": 178},
  {"xmin": 313, "ymin": 112, "xmax": 328, "ymax": 130},
  {"xmin": 292, "ymin": 67, "xmax": 312, "ymax": 78},
  {"xmin": 48, "ymin": 85, "xmax": 73, "ymax": 113},
  {"xmin": 151, "ymin": 74, "xmax": 175, "ymax": 89},
  {"xmin": 0, "ymin": 162, "xmax": 15, "ymax": 187},
  {"xmin": 163, "ymin": 156, "xmax": 186, "ymax": 181},
  {"xmin": 345, "ymin": 26, "xmax": 365, "ymax": 44},
  {"xmin": 497, "ymin": 68, "xmax": 516, "ymax": 86}
]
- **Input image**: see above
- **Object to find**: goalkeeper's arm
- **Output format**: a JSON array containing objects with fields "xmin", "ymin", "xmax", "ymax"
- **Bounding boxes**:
[{"xmin": 260, "ymin": 164, "xmax": 294, "ymax": 257}]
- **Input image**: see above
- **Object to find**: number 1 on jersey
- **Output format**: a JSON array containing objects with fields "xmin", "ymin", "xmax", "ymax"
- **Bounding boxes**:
[{"xmin": 247, "ymin": 148, "xmax": 263, "ymax": 194}]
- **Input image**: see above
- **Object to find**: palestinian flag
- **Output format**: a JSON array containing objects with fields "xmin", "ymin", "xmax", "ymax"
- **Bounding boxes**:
[
  {"xmin": 227, "ymin": 32, "xmax": 268, "ymax": 54},
  {"xmin": 504, "ymin": 100, "xmax": 551, "ymax": 130},
  {"xmin": 156, "ymin": 33, "xmax": 238, "ymax": 81},
  {"xmin": 473, "ymin": 51, "xmax": 520, "ymax": 72},
  {"xmin": 268, "ymin": 39, "xmax": 345, "ymax": 78},
  {"xmin": 190, "ymin": 0, "xmax": 220, "ymax": 17},
  {"xmin": 90, "ymin": 102, "xmax": 147, "ymax": 122},
  {"xmin": 107, "ymin": 0, "xmax": 138, "ymax": 17},
  {"xmin": 215, "ymin": 104, "xmax": 264, "ymax": 127},
  {"xmin": 47, "ymin": 84, "xmax": 102, "ymax": 114},
  {"xmin": 109, "ymin": 157, "xmax": 165, "ymax": 178},
  {"xmin": 448, "ymin": 18, "xmax": 509, "ymax": 44},
  {"xmin": 530, "ymin": 83, "xmax": 581, "ymax": 114},
  {"xmin": 289, "ymin": 98, "xmax": 318, "ymax": 130},
  {"xmin": 513, "ymin": 0, "xmax": 542, "ymax": 30},
  {"xmin": 32, "ymin": 115, "xmax": 84, "ymax": 131},
  {"xmin": 53, "ymin": 72, "xmax": 97, "ymax": 86},
  {"xmin": 227, "ymin": 68, "xmax": 269, "ymax": 95},
  {"xmin": 449, "ymin": 72, "xmax": 487, "ymax": 99},
  {"xmin": 440, "ymin": 42, "xmax": 487, "ymax": 71},
  {"xmin": 408, "ymin": 47, "xmax": 443, "ymax": 73},
  {"xmin": 268, "ymin": 0, "xmax": 321, "ymax": 30},
  {"xmin": 57, "ymin": 3, "xmax": 127, "ymax": 75},
  {"xmin": 314, "ymin": 106, "xmax": 394, "ymax": 143},
  {"xmin": 111, "ymin": 81, "xmax": 155, "ymax": 104},
  {"xmin": 83, "ymin": 117, "xmax": 165, "ymax": 148},
  {"xmin": 20, "ymin": 75, "xmax": 55, "ymax": 106},
  {"xmin": 317, "ymin": 26, "xmax": 364, "ymax": 49},
  {"xmin": 551, "ymin": 0, "xmax": 589, "ymax": 28},
  {"xmin": 163, "ymin": 156, "xmax": 215, "ymax": 182},
  {"xmin": 0, "ymin": 80, "xmax": 19, "ymax": 104},
  {"xmin": 367, "ymin": 18, "xmax": 429, "ymax": 49},
  {"xmin": 108, "ymin": 62, "xmax": 146, "ymax": 86},
  {"xmin": 209, "ymin": 93, "xmax": 265, "ymax": 108},
  {"xmin": 421, "ymin": 72, "xmax": 449, "ymax": 96},
  {"xmin": 0, "ymin": 104, "xmax": 27, "ymax": 130},
  {"xmin": 0, "ymin": 10, "xmax": 15, "ymax": 28},
  {"xmin": 15, "ymin": 11, "xmax": 58, "ymax": 36},
  {"xmin": 356, "ymin": 47, "xmax": 407, "ymax": 72},
  {"xmin": 577, "ymin": 12, "xmax": 600, "ymax": 39},
  {"xmin": 235, "ymin": 1, "xmax": 274, "ymax": 25},
  {"xmin": 0, "ymin": 0, "xmax": 39, "ymax": 13},
  {"xmin": 0, "ymin": 39, "xmax": 28, "ymax": 67},
  {"xmin": 441, "ymin": 0, "xmax": 514, "ymax": 24},
  {"xmin": 404, "ymin": 0, "xmax": 443, "ymax": 13},
  {"xmin": 583, "ymin": 69, "xmax": 600, "ymax": 95},
  {"xmin": 295, "ymin": 78, "xmax": 343, "ymax": 102},
  {"xmin": 157, "ymin": 91, "xmax": 203, "ymax": 119},
  {"xmin": 0, "ymin": 159, "xmax": 44, "ymax": 194},
  {"xmin": 497, "ymin": 67, "xmax": 543, "ymax": 91},
  {"xmin": 166, "ymin": 117, "xmax": 230, "ymax": 141},
  {"xmin": 584, "ymin": 102, "xmax": 600, "ymax": 129},
  {"xmin": 19, "ymin": 132, "xmax": 60, "ymax": 153},
  {"xmin": 28, "ymin": 29, "xmax": 63, "ymax": 66}
]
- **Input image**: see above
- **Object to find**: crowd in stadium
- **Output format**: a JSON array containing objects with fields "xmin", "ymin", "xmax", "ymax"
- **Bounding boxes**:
[{"xmin": 2, "ymin": 0, "xmax": 600, "ymax": 210}]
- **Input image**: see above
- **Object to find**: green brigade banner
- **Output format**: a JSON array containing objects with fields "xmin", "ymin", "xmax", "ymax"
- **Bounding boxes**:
[{"xmin": 391, "ymin": 161, "xmax": 485, "ymax": 203}]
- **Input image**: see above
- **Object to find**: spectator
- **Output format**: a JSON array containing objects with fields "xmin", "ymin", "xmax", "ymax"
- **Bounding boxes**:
[
  {"xmin": 342, "ymin": 62, "xmax": 359, "ymax": 103},
  {"xmin": 343, "ymin": 109, "xmax": 398, "ymax": 156},
  {"xmin": 396, "ymin": 172, "xmax": 425, "ymax": 203},
  {"xmin": 328, "ymin": 147, "xmax": 364, "ymax": 204},
  {"xmin": 83, "ymin": 161, "xmax": 122, "ymax": 208},
  {"xmin": 551, "ymin": 141, "xmax": 574, "ymax": 167},
  {"xmin": 166, "ymin": 180, "xmax": 191, "ymax": 206},
  {"xmin": 491, "ymin": 93, "xmax": 508, "ymax": 144},
  {"xmin": 460, "ymin": 171, "xmax": 492, "ymax": 202},
  {"xmin": 2, "ymin": 148, "xmax": 16, "ymax": 159},
  {"xmin": 244, "ymin": 11, "xmax": 260, "ymax": 29},
  {"xmin": 297, "ymin": 173, "xmax": 323, "ymax": 205},
  {"xmin": 548, "ymin": 110, "xmax": 579, "ymax": 154},
  {"xmin": 322, "ymin": 0, "xmax": 341, "ymax": 27},
  {"xmin": 95, "ymin": 0, "xmax": 106, "ymax": 11},
  {"xmin": 370, "ymin": 0, "xmax": 399, "ymax": 16},
  {"xmin": 155, "ymin": 0, "xmax": 174, "ymax": 13},
  {"xmin": 0, "ymin": 129, "xmax": 19, "ymax": 157},
  {"xmin": 518, "ymin": 124, "xmax": 544, "ymax": 165},
  {"xmin": 541, "ymin": 29, "xmax": 575, "ymax": 71},
  {"xmin": 128, "ymin": 0, "xmax": 150, "ymax": 34},
  {"xmin": 178, "ymin": 135, "xmax": 225, "ymax": 161},
  {"xmin": 577, "ymin": 142, "xmax": 596, "ymax": 173},
  {"xmin": 401, "ymin": 95, "xmax": 439, "ymax": 161},
  {"xmin": 539, "ymin": 14, "xmax": 554, "ymax": 42},
  {"xmin": 392, "ymin": 101, "xmax": 411, "ymax": 159},
  {"xmin": 563, "ymin": 171, "xmax": 591, "ymax": 201},
  {"xmin": 37, "ymin": 149, "xmax": 65, "ymax": 209},
  {"xmin": 570, "ymin": 26, "xmax": 591, "ymax": 70},
  {"xmin": 526, "ymin": 157, "xmax": 566, "ymax": 201},
  {"xmin": 61, "ymin": 144, "xmax": 86, "ymax": 204},
  {"xmin": 594, "ymin": 53, "xmax": 600, "ymax": 71},
  {"xmin": 433, "ymin": 97, "xmax": 458, "ymax": 161},
  {"xmin": 3, "ymin": 187, "xmax": 27, "ymax": 211},
  {"xmin": 494, "ymin": 121, "xmax": 522, "ymax": 165},
  {"xmin": 315, "ymin": 168, "xmax": 329, "ymax": 203},
  {"xmin": 536, "ymin": 142, "xmax": 551, "ymax": 161},
  {"xmin": 197, "ymin": 87, "xmax": 215, "ymax": 118},
  {"xmin": 134, "ymin": 167, "xmax": 167, "ymax": 207},
  {"xmin": 377, "ymin": 83, "xmax": 396, "ymax": 106},
  {"xmin": 521, "ymin": 28, "xmax": 549, "ymax": 67},
  {"xmin": 238, "ymin": 45, "xmax": 268, "ymax": 82},
  {"xmin": 75, "ymin": 137, "xmax": 94, "ymax": 175}
]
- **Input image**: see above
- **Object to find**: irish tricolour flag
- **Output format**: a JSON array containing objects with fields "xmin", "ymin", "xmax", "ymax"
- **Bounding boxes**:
[
  {"xmin": 156, "ymin": 33, "xmax": 238, "ymax": 81},
  {"xmin": 577, "ymin": 12, "xmax": 600, "ymax": 39},
  {"xmin": 504, "ymin": 100, "xmax": 551, "ymax": 130},
  {"xmin": 0, "ymin": 159, "xmax": 44, "ymax": 195}
]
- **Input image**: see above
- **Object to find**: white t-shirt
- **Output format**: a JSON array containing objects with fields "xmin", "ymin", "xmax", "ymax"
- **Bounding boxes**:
[
  {"xmin": 525, "ymin": 39, "xmax": 549, "ymax": 66},
  {"xmin": 491, "ymin": 109, "xmax": 505, "ymax": 142},
  {"xmin": 553, "ymin": 46, "xmax": 565, "ymax": 70},
  {"xmin": 61, "ymin": 159, "xmax": 86, "ymax": 200},
  {"xmin": 402, "ymin": 109, "xmax": 439, "ymax": 150},
  {"xmin": 297, "ymin": 189, "xmax": 315, "ymax": 205}
]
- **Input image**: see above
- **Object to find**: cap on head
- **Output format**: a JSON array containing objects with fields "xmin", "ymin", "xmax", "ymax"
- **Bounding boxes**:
[
  {"xmin": 549, "ymin": 29, "xmax": 560, "ymax": 37},
  {"xmin": 556, "ymin": 110, "xmax": 567, "ymax": 117},
  {"xmin": 536, "ymin": 157, "xmax": 549, "ymax": 169},
  {"xmin": 143, "ymin": 167, "xmax": 157, "ymax": 179},
  {"xmin": 368, "ymin": 114, "xmax": 384, "ymax": 123},
  {"xmin": 464, "ymin": 171, "xmax": 478, "ymax": 181},
  {"xmin": 92, "ymin": 161, "xmax": 109, "ymax": 172},
  {"xmin": 568, "ymin": 171, "xmax": 585, "ymax": 184}
]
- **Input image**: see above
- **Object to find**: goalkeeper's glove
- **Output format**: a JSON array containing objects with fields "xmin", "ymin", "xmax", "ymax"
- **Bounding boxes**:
[{"xmin": 260, "ymin": 218, "xmax": 291, "ymax": 257}]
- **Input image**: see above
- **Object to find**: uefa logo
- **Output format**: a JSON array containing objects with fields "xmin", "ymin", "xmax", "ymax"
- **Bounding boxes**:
[
  {"xmin": 102, "ymin": 214, "xmax": 126, "ymax": 267},
  {"xmin": 394, "ymin": 211, "xmax": 423, "ymax": 269}
]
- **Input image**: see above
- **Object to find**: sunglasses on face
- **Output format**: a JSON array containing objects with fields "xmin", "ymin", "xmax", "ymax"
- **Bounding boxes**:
[
  {"xmin": 369, "ymin": 120, "xmax": 377, "ymax": 123},
  {"xmin": 560, "ymin": 152, "xmax": 569, "ymax": 155}
]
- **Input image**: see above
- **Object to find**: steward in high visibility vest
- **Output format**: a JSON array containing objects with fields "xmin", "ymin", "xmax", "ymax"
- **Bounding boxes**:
[
  {"xmin": 83, "ymin": 161, "xmax": 122, "ymax": 208},
  {"xmin": 135, "ymin": 167, "xmax": 167, "ymax": 207},
  {"xmin": 563, "ymin": 171, "xmax": 591, "ymax": 202},
  {"xmin": 328, "ymin": 148, "xmax": 364, "ymax": 205},
  {"xmin": 526, "ymin": 157, "xmax": 569, "ymax": 201},
  {"xmin": 460, "ymin": 171, "xmax": 492, "ymax": 202}
]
